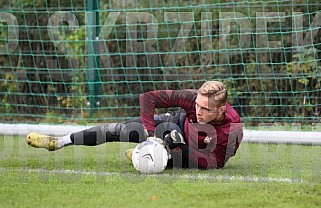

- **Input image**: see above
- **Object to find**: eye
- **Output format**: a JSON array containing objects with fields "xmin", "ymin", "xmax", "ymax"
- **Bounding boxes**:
[
  {"xmin": 196, "ymin": 102, "xmax": 211, "ymax": 112},
  {"xmin": 205, "ymin": 108, "xmax": 211, "ymax": 112}
]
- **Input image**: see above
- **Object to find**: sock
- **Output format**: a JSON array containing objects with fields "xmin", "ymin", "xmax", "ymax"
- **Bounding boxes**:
[{"xmin": 58, "ymin": 134, "xmax": 72, "ymax": 148}]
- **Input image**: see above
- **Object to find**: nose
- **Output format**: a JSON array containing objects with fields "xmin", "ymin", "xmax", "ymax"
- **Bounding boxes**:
[{"xmin": 196, "ymin": 105, "xmax": 202, "ymax": 115}]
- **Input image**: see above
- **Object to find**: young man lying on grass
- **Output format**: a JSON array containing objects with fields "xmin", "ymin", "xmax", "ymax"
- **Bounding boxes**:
[{"xmin": 27, "ymin": 81, "xmax": 243, "ymax": 169}]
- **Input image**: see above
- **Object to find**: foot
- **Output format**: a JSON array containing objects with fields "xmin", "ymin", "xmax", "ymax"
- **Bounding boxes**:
[
  {"xmin": 125, "ymin": 148, "xmax": 133, "ymax": 161},
  {"xmin": 26, "ymin": 132, "xmax": 60, "ymax": 151}
]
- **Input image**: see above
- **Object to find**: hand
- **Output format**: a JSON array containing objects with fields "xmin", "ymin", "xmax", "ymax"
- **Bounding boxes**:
[
  {"xmin": 164, "ymin": 130, "xmax": 186, "ymax": 149},
  {"xmin": 146, "ymin": 137, "xmax": 172, "ymax": 159}
]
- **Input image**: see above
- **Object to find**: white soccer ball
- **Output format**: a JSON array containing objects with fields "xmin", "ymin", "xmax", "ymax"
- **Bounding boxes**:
[{"xmin": 132, "ymin": 140, "xmax": 169, "ymax": 174}]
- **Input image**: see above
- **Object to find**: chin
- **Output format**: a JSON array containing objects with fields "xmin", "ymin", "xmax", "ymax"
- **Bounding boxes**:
[{"xmin": 197, "ymin": 120, "xmax": 207, "ymax": 124}]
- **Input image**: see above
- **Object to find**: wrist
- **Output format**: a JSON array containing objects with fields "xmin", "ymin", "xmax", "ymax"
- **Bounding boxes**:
[{"xmin": 147, "ymin": 130, "xmax": 154, "ymax": 137}]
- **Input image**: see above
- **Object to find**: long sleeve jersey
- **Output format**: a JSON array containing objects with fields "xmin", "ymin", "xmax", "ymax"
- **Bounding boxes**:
[{"xmin": 140, "ymin": 89, "xmax": 243, "ymax": 169}]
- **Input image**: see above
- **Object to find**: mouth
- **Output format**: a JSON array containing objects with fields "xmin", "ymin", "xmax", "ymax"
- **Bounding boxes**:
[{"xmin": 197, "ymin": 119, "xmax": 206, "ymax": 124}]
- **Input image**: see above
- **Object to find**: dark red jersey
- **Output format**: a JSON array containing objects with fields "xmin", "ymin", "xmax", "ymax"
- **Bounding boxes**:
[{"xmin": 140, "ymin": 89, "xmax": 243, "ymax": 169}]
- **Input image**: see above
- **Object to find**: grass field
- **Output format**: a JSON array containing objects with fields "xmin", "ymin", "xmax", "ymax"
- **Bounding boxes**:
[{"xmin": 1, "ymin": 135, "xmax": 321, "ymax": 207}]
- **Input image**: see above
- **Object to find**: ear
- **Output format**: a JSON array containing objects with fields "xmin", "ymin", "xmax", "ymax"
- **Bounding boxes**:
[{"xmin": 219, "ymin": 105, "xmax": 226, "ymax": 114}]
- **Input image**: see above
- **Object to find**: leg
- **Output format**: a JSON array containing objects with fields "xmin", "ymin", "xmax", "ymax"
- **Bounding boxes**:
[
  {"xmin": 70, "ymin": 121, "xmax": 146, "ymax": 146},
  {"xmin": 26, "ymin": 120, "xmax": 146, "ymax": 150},
  {"xmin": 26, "ymin": 111, "xmax": 186, "ymax": 151}
]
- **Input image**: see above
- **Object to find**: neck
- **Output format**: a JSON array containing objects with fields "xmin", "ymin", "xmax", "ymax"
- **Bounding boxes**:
[{"xmin": 215, "ymin": 113, "xmax": 225, "ymax": 122}]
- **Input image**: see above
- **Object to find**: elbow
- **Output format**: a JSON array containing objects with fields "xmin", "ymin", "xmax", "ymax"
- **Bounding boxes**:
[
  {"xmin": 197, "ymin": 158, "xmax": 221, "ymax": 169},
  {"xmin": 139, "ymin": 93, "xmax": 145, "ymax": 103}
]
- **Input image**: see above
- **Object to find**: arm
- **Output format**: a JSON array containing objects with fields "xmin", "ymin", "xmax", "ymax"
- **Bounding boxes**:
[
  {"xmin": 140, "ymin": 90, "xmax": 196, "ymax": 133},
  {"xmin": 150, "ymin": 130, "xmax": 214, "ymax": 169},
  {"xmin": 187, "ymin": 147, "xmax": 219, "ymax": 169},
  {"xmin": 187, "ymin": 122, "xmax": 243, "ymax": 169}
]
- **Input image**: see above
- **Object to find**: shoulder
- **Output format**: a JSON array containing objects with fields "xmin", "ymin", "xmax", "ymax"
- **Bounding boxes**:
[
  {"xmin": 173, "ymin": 89, "xmax": 198, "ymax": 95},
  {"xmin": 171, "ymin": 89, "xmax": 198, "ymax": 100},
  {"xmin": 224, "ymin": 102, "xmax": 241, "ymax": 123}
]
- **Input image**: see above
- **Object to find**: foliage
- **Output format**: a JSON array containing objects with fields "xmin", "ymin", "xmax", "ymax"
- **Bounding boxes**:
[
  {"xmin": 0, "ymin": 72, "xmax": 18, "ymax": 115},
  {"xmin": 0, "ymin": 0, "xmax": 321, "ymax": 124}
]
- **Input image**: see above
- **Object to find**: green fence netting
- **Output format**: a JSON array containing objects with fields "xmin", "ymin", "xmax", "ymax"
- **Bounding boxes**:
[{"xmin": 0, "ymin": 0, "xmax": 321, "ymax": 124}]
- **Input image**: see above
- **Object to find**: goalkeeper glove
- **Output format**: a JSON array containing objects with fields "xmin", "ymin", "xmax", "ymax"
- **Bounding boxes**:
[
  {"xmin": 147, "ymin": 136, "xmax": 172, "ymax": 160},
  {"xmin": 163, "ymin": 130, "xmax": 186, "ymax": 149}
]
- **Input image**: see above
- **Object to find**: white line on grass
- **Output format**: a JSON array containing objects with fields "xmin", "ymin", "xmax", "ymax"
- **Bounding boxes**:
[{"xmin": 0, "ymin": 167, "xmax": 308, "ymax": 184}]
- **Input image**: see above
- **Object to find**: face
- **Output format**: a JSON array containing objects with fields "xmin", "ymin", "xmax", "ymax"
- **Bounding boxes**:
[{"xmin": 195, "ymin": 93, "xmax": 226, "ymax": 124}]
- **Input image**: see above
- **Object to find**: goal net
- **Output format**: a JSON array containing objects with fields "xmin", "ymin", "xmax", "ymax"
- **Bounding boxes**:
[{"xmin": 0, "ymin": 0, "xmax": 320, "ymax": 128}]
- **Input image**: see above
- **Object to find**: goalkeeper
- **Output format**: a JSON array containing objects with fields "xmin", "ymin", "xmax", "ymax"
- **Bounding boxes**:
[{"xmin": 26, "ymin": 81, "xmax": 243, "ymax": 169}]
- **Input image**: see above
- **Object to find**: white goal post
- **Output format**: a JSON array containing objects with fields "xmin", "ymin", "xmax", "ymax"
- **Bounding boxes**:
[{"xmin": 1, "ymin": 123, "xmax": 321, "ymax": 145}]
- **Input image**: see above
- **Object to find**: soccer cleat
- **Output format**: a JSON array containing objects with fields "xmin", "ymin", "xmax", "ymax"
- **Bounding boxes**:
[
  {"xmin": 26, "ymin": 132, "xmax": 60, "ymax": 151},
  {"xmin": 125, "ymin": 148, "xmax": 133, "ymax": 161}
]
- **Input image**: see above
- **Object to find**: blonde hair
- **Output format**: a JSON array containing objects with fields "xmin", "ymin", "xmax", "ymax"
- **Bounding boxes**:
[{"xmin": 198, "ymin": 81, "xmax": 227, "ymax": 107}]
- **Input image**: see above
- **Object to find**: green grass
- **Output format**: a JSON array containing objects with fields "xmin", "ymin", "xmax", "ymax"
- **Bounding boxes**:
[{"xmin": 1, "ymin": 135, "xmax": 321, "ymax": 207}]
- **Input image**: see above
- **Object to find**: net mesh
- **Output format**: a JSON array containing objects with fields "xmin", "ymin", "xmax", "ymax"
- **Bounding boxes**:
[{"xmin": 0, "ymin": 0, "xmax": 321, "ymax": 125}]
